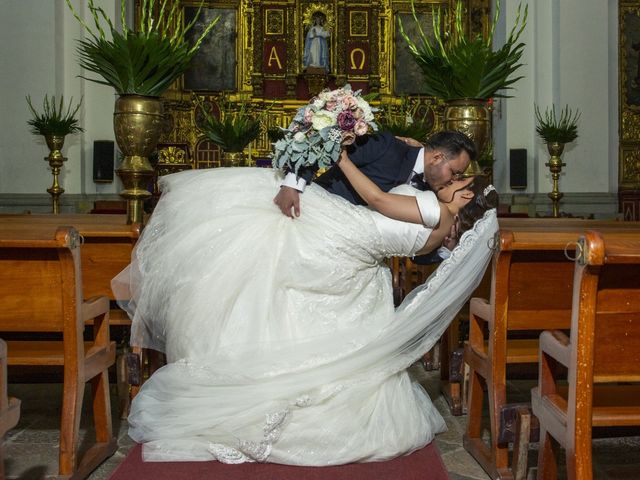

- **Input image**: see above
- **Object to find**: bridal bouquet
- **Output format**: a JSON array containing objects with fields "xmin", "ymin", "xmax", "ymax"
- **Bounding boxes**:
[{"xmin": 272, "ymin": 85, "xmax": 378, "ymax": 174}]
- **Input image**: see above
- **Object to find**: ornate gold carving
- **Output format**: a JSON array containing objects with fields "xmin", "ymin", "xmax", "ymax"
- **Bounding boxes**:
[
  {"xmin": 158, "ymin": 1, "xmax": 485, "ymax": 166},
  {"xmin": 622, "ymin": 110, "xmax": 640, "ymax": 141},
  {"xmin": 302, "ymin": 3, "xmax": 334, "ymax": 31},
  {"xmin": 350, "ymin": 11, "xmax": 368, "ymax": 36},
  {"xmin": 621, "ymin": 149, "xmax": 640, "ymax": 186},
  {"xmin": 158, "ymin": 145, "xmax": 188, "ymax": 165},
  {"xmin": 265, "ymin": 9, "xmax": 284, "ymax": 35}
]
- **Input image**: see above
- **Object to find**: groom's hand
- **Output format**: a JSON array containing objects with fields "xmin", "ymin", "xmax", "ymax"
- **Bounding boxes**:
[
  {"xmin": 395, "ymin": 136, "xmax": 423, "ymax": 148},
  {"xmin": 274, "ymin": 186, "xmax": 301, "ymax": 218},
  {"xmin": 442, "ymin": 221, "xmax": 459, "ymax": 250}
]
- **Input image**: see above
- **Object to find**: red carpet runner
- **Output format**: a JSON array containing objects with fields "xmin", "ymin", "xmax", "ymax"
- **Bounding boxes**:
[{"xmin": 108, "ymin": 442, "xmax": 449, "ymax": 479}]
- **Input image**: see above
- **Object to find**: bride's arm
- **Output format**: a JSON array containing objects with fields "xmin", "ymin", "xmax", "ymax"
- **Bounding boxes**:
[{"xmin": 336, "ymin": 149, "xmax": 451, "ymax": 227}]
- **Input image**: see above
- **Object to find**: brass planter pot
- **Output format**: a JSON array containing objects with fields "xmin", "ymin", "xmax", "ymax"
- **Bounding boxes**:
[
  {"xmin": 221, "ymin": 151, "xmax": 246, "ymax": 167},
  {"xmin": 44, "ymin": 134, "xmax": 67, "ymax": 214},
  {"xmin": 444, "ymin": 99, "xmax": 491, "ymax": 176},
  {"xmin": 113, "ymin": 95, "xmax": 163, "ymax": 224}
]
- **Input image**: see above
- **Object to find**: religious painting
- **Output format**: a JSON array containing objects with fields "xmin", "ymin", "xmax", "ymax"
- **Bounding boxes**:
[
  {"xmin": 183, "ymin": 7, "xmax": 237, "ymax": 91},
  {"xmin": 302, "ymin": 5, "xmax": 334, "ymax": 73},
  {"xmin": 393, "ymin": 11, "xmax": 437, "ymax": 95},
  {"xmin": 623, "ymin": 9, "xmax": 640, "ymax": 107}
]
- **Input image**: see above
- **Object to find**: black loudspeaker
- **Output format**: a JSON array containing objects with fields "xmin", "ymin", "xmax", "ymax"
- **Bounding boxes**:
[
  {"xmin": 93, "ymin": 140, "xmax": 114, "ymax": 183},
  {"xmin": 509, "ymin": 148, "xmax": 527, "ymax": 190}
]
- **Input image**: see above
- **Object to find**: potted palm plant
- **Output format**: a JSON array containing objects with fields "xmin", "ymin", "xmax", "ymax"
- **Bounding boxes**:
[
  {"xmin": 400, "ymin": 0, "xmax": 527, "ymax": 173},
  {"xmin": 378, "ymin": 97, "xmax": 434, "ymax": 143},
  {"xmin": 535, "ymin": 104, "xmax": 581, "ymax": 217},
  {"xmin": 64, "ymin": 0, "xmax": 218, "ymax": 223},
  {"xmin": 197, "ymin": 96, "xmax": 265, "ymax": 167},
  {"xmin": 26, "ymin": 94, "xmax": 83, "ymax": 214}
]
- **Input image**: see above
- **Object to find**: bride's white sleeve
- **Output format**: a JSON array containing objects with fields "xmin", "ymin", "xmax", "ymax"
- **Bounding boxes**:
[{"xmin": 413, "ymin": 190, "xmax": 440, "ymax": 227}]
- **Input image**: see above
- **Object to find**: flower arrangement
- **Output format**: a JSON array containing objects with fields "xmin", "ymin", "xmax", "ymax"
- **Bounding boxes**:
[
  {"xmin": 64, "ymin": 0, "xmax": 218, "ymax": 96},
  {"xmin": 272, "ymin": 85, "xmax": 378, "ymax": 174},
  {"xmin": 26, "ymin": 94, "xmax": 84, "ymax": 137},
  {"xmin": 197, "ymin": 96, "xmax": 266, "ymax": 153},
  {"xmin": 399, "ymin": 0, "xmax": 527, "ymax": 100},
  {"xmin": 535, "ymin": 104, "xmax": 581, "ymax": 144}
]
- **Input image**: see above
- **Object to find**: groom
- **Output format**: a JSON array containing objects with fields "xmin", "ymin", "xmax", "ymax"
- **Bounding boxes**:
[{"xmin": 274, "ymin": 129, "xmax": 476, "ymax": 218}]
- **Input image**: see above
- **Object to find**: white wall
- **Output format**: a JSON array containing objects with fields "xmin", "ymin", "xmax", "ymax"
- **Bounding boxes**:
[
  {"xmin": 0, "ymin": 0, "xmax": 119, "ymax": 196},
  {"xmin": 494, "ymin": 0, "xmax": 617, "ymax": 196}
]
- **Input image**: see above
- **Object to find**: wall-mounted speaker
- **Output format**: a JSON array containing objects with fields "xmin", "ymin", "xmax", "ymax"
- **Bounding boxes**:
[
  {"xmin": 509, "ymin": 148, "xmax": 527, "ymax": 190},
  {"xmin": 93, "ymin": 140, "xmax": 114, "ymax": 183}
]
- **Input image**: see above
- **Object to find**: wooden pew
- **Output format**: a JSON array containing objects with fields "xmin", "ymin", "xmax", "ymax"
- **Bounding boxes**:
[
  {"xmin": 0, "ymin": 338, "xmax": 20, "ymax": 480},
  {"xmin": 0, "ymin": 224, "xmax": 117, "ymax": 479},
  {"xmin": 531, "ymin": 230, "xmax": 640, "ymax": 480},
  {"xmin": 0, "ymin": 215, "xmax": 142, "ymax": 412},
  {"xmin": 462, "ymin": 218, "xmax": 640, "ymax": 480}
]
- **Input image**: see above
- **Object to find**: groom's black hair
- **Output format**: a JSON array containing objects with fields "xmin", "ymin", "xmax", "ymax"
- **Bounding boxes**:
[{"xmin": 424, "ymin": 130, "xmax": 477, "ymax": 162}]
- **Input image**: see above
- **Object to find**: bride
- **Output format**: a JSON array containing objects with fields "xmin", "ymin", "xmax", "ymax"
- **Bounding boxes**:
[{"xmin": 113, "ymin": 150, "xmax": 499, "ymax": 465}]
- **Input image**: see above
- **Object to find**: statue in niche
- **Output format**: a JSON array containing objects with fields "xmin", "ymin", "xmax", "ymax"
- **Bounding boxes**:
[{"xmin": 303, "ymin": 12, "xmax": 330, "ymax": 72}]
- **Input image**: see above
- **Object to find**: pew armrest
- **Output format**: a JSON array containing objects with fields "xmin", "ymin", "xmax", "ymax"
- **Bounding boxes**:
[
  {"xmin": 469, "ymin": 297, "xmax": 490, "ymax": 322},
  {"xmin": 82, "ymin": 296, "xmax": 110, "ymax": 323},
  {"xmin": 539, "ymin": 330, "xmax": 570, "ymax": 368}
]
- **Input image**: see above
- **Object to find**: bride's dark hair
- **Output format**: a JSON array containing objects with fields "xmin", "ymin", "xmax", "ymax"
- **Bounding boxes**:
[{"xmin": 455, "ymin": 175, "xmax": 499, "ymax": 241}]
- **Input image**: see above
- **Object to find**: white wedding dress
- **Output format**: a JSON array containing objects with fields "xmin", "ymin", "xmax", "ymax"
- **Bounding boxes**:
[{"xmin": 113, "ymin": 167, "xmax": 498, "ymax": 465}]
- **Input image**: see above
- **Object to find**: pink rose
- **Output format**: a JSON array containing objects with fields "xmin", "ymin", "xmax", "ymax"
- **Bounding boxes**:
[
  {"xmin": 352, "ymin": 108, "xmax": 364, "ymax": 120},
  {"xmin": 337, "ymin": 111, "xmax": 357, "ymax": 131},
  {"xmin": 353, "ymin": 119, "xmax": 368, "ymax": 136},
  {"xmin": 325, "ymin": 100, "xmax": 338, "ymax": 111},
  {"xmin": 342, "ymin": 95, "xmax": 358, "ymax": 110}
]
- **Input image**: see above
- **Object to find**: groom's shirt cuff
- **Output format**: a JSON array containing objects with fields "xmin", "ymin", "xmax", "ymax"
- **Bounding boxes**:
[{"xmin": 281, "ymin": 172, "xmax": 308, "ymax": 192}]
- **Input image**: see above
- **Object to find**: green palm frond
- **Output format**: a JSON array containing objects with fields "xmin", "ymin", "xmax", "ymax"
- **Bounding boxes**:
[
  {"xmin": 535, "ymin": 104, "xmax": 580, "ymax": 144},
  {"xmin": 196, "ymin": 97, "xmax": 266, "ymax": 152},
  {"xmin": 26, "ymin": 95, "xmax": 84, "ymax": 136},
  {"xmin": 65, "ymin": 0, "xmax": 219, "ymax": 97},
  {"xmin": 400, "ymin": 0, "xmax": 527, "ymax": 100}
]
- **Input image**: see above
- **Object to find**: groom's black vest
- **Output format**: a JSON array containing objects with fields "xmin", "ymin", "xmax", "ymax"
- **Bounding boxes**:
[{"xmin": 300, "ymin": 131, "xmax": 425, "ymax": 205}]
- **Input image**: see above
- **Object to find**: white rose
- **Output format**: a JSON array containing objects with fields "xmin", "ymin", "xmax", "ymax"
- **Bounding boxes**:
[
  {"xmin": 294, "ymin": 132, "xmax": 306, "ymax": 142},
  {"xmin": 312, "ymin": 110, "xmax": 336, "ymax": 131}
]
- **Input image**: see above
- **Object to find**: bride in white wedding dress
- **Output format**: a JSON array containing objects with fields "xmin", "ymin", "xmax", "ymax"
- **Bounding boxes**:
[{"xmin": 113, "ymin": 155, "xmax": 498, "ymax": 465}]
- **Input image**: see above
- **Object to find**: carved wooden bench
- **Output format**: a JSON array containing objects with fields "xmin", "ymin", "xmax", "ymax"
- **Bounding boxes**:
[
  {"xmin": 0, "ymin": 224, "xmax": 117, "ymax": 479},
  {"xmin": 462, "ymin": 218, "xmax": 640, "ymax": 480},
  {"xmin": 531, "ymin": 230, "xmax": 640, "ymax": 480},
  {"xmin": 0, "ymin": 214, "xmax": 149, "ymax": 415}
]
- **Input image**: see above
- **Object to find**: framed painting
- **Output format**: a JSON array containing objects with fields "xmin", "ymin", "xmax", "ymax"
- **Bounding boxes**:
[
  {"xmin": 183, "ymin": 6, "xmax": 237, "ymax": 91},
  {"xmin": 393, "ymin": 7, "xmax": 442, "ymax": 95}
]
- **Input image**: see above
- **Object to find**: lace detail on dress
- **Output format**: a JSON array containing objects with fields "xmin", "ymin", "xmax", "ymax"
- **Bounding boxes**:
[
  {"xmin": 208, "ymin": 408, "xmax": 290, "ymax": 463},
  {"xmin": 209, "ymin": 443, "xmax": 252, "ymax": 464}
]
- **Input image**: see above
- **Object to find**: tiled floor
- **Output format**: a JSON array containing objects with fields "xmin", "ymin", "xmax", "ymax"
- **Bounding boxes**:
[{"xmin": 5, "ymin": 365, "xmax": 640, "ymax": 479}]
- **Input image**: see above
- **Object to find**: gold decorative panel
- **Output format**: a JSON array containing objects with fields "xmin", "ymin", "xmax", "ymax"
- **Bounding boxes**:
[
  {"xmin": 349, "ymin": 11, "xmax": 369, "ymax": 36},
  {"xmin": 265, "ymin": 9, "xmax": 284, "ymax": 35}
]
